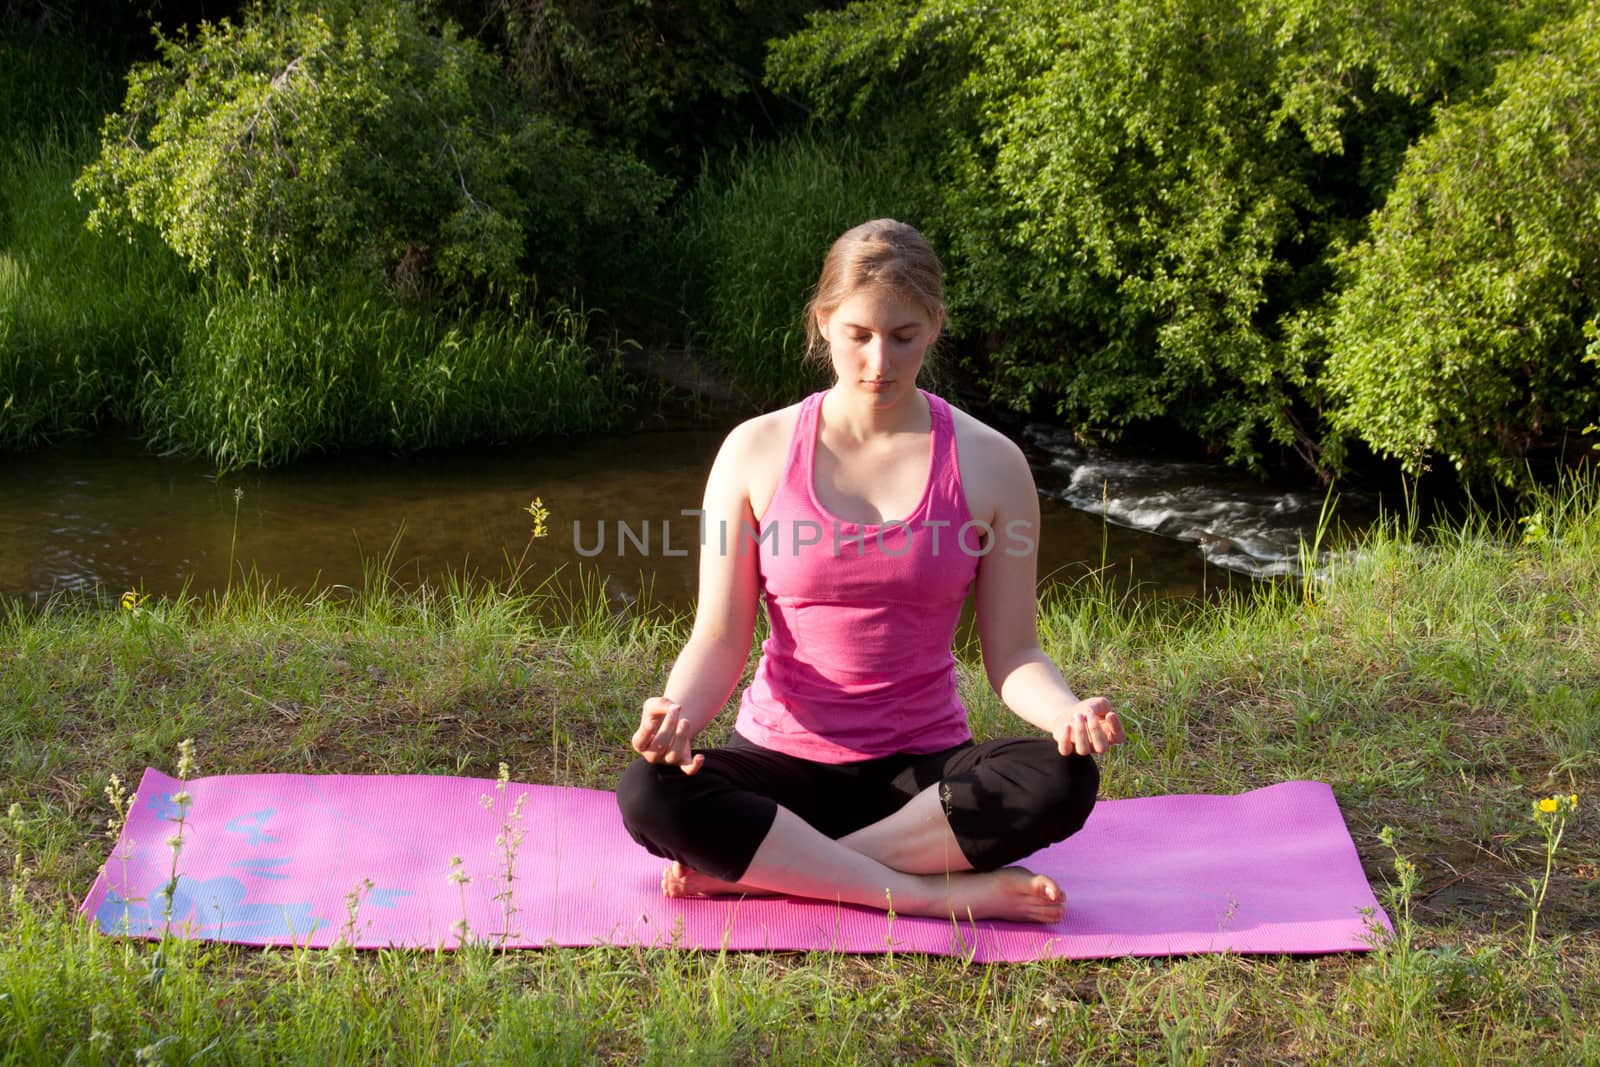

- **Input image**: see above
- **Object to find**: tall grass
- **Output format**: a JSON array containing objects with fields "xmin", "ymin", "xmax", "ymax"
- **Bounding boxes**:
[
  {"xmin": 670, "ymin": 132, "xmax": 930, "ymax": 404},
  {"xmin": 1, "ymin": 136, "xmax": 627, "ymax": 467},
  {"xmin": 0, "ymin": 31, "xmax": 123, "ymax": 143},
  {"xmin": 1, "ymin": 144, "xmax": 628, "ymax": 468},
  {"xmin": 0, "ymin": 32, "xmax": 185, "ymax": 451},
  {"xmin": 142, "ymin": 281, "xmax": 628, "ymax": 471},
  {"xmin": 0, "ymin": 132, "xmax": 190, "ymax": 451}
]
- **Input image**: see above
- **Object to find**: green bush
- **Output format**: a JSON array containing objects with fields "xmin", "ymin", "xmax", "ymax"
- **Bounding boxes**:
[
  {"xmin": 1325, "ymin": 4, "xmax": 1600, "ymax": 485},
  {"xmin": 74, "ymin": 0, "xmax": 668, "ymax": 303},
  {"xmin": 142, "ymin": 281, "xmax": 626, "ymax": 470},
  {"xmin": 768, "ymin": 0, "xmax": 1574, "ymax": 472},
  {"xmin": 672, "ymin": 132, "xmax": 929, "ymax": 404}
]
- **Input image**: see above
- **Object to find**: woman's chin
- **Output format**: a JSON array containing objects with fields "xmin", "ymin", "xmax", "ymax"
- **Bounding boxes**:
[{"xmin": 853, "ymin": 380, "xmax": 903, "ymax": 401}]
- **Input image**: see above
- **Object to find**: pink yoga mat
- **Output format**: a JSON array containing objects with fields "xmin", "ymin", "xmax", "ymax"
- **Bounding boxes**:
[{"xmin": 80, "ymin": 769, "xmax": 1391, "ymax": 961}]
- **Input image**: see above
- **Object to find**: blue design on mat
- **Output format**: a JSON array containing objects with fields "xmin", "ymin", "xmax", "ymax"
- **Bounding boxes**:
[
  {"xmin": 94, "ymin": 890, "xmax": 154, "ymax": 936},
  {"xmin": 144, "ymin": 793, "xmax": 186, "ymax": 821},
  {"xmin": 230, "ymin": 857, "xmax": 292, "ymax": 881},
  {"xmin": 224, "ymin": 808, "xmax": 278, "ymax": 845},
  {"xmin": 94, "ymin": 877, "xmax": 322, "ymax": 942},
  {"xmin": 365, "ymin": 887, "xmax": 413, "ymax": 910}
]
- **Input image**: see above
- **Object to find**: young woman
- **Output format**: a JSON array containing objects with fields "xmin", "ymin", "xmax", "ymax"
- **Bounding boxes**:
[{"xmin": 617, "ymin": 219, "xmax": 1124, "ymax": 923}]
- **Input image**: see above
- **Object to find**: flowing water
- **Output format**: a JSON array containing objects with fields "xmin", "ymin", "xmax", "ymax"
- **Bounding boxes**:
[
  {"xmin": 0, "ymin": 418, "xmax": 1375, "ymax": 611},
  {"xmin": 1022, "ymin": 425, "xmax": 1378, "ymax": 580}
]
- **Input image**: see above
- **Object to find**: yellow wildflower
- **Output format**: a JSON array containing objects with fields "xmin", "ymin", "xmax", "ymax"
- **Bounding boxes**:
[
  {"xmin": 120, "ymin": 590, "xmax": 141, "ymax": 612},
  {"xmin": 525, "ymin": 497, "xmax": 549, "ymax": 540},
  {"xmin": 1537, "ymin": 797, "xmax": 1559, "ymax": 814}
]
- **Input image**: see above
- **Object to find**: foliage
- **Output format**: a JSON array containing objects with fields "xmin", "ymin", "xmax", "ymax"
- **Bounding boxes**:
[
  {"xmin": 0, "ymin": 122, "xmax": 624, "ymax": 465},
  {"xmin": 73, "ymin": 0, "xmax": 667, "ymax": 302},
  {"xmin": 433, "ymin": 0, "xmax": 825, "ymax": 178},
  {"xmin": 141, "ymin": 279, "xmax": 624, "ymax": 471},
  {"xmin": 1, "ymin": 1, "xmax": 243, "ymax": 55},
  {"xmin": 671, "ymin": 131, "xmax": 928, "ymax": 404},
  {"xmin": 0, "ymin": 133, "xmax": 189, "ymax": 452},
  {"xmin": 767, "ymin": 0, "xmax": 1578, "ymax": 473},
  {"xmin": 1325, "ymin": 4, "xmax": 1600, "ymax": 484},
  {"xmin": 0, "ymin": 29, "xmax": 124, "ymax": 141}
]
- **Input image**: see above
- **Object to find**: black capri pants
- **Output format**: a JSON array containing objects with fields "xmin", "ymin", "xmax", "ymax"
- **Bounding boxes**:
[{"xmin": 616, "ymin": 732, "xmax": 1099, "ymax": 884}]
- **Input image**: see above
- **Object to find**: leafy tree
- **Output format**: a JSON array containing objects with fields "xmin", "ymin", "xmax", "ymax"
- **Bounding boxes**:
[
  {"xmin": 74, "ymin": 0, "xmax": 667, "ymax": 302},
  {"xmin": 433, "ymin": 0, "xmax": 829, "ymax": 179},
  {"xmin": 1325, "ymin": 4, "xmax": 1600, "ymax": 484},
  {"xmin": 768, "ymin": 0, "xmax": 1572, "ymax": 472}
]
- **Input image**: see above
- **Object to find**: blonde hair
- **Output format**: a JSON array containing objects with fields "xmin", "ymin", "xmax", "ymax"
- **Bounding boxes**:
[{"xmin": 802, "ymin": 219, "xmax": 946, "ymax": 368}]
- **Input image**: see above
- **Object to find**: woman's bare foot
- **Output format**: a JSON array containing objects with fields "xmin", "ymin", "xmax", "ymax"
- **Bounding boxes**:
[
  {"xmin": 663, "ymin": 859, "xmax": 1063, "ymax": 924},
  {"xmin": 661, "ymin": 861, "xmax": 779, "ymax": 899},
  {"xmin": 933, "ymin": 866, "xmax": 1065, "ymax": 924}
]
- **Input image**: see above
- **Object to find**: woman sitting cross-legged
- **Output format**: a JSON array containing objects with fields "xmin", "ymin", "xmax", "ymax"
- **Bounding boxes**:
[{"xmin": 616, "ymin": 219, "xmax": 1125, "ymax": 923}]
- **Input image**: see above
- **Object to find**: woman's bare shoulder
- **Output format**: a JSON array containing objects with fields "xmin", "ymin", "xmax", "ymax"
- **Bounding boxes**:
[
  {"xmin": 725, "ymin": 402, "xmax": 803, "ymax": 452},
  {"xmin": 947, "ymin": 402, "xmax": 1028, "ymax": 473},
  {"xmin": 709, "ymin": 402, "xmax": 805, "ymax": 518},
  {"xmin": 946, "ymin": 401, "xmax": 1034, "ymax": 524}
]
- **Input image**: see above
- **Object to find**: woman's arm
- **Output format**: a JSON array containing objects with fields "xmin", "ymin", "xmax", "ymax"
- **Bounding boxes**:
[
  {"xmin": 970, "ymin": 432, "xmax": 1124, "ymax": 756},
  {"xmin": 632, "ymin": 420, "xmax": 766, "ymax": 774}
]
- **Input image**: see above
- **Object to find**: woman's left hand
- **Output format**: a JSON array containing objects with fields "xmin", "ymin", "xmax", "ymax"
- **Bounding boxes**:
[{"xmin": 1052, "ymin": 697, "xmax": 1125, "ymax": 756}]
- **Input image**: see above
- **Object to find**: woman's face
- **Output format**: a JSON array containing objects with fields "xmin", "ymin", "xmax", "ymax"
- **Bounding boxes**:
[{"xmin": 818, "ymin": 287, "xmax": 942, "ymax": 405}]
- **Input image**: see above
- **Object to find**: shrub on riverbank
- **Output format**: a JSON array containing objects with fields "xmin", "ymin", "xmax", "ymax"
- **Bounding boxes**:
[
  {"xmin": 0, "ymin": 21, "xmax": 633, "ymax": 467},
  {"xmin": 74, "ymin": 0, "xmax": 668, "ymax": 303},
  {"xmin": 764, "ymin": 0, "xmax": 1596, "ymax": 483},
  {"xmin": 1326, "ymin": 3, "xmax": 1600, "ymax": 482},
  {"xmin": 2, "ymin": 485, "xmax": 1595, "ymax": 1060},
  {"xmin": 0, "ymin": 131, "xmax": 627, "ymax": 465}
]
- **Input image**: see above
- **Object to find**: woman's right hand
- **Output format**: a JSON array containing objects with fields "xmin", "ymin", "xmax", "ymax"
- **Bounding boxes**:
[{"xmin": 632, "ymin": 697, "xmax": 705, "ymax": 775}]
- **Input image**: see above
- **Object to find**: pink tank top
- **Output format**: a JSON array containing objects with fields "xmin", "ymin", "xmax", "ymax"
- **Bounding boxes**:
[{"xmin": 734, "ymin": 389, "xmax": 982, "ymax": 762}]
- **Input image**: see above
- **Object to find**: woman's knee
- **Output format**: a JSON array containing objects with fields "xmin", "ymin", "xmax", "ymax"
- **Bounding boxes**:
[
  {"xmin": 616, "ymin": 757, "xmax": 689, "ymax": 853},
  {"xmin": 615, "ymin": 755, "xmax": 778, "ymax": 882},
  {"xmin": 1047, "ymin": 752, "xmax": 1099, "ymax": 834},
  {"xmin": 947, "ymin": 746, "xmax": 1100, "ymax": 868},
  {"xmin": 997, "ymin": 749, "xmax": 1097, "ymax": 834}
]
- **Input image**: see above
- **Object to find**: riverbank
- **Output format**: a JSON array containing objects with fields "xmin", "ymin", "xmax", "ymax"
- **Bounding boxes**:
[
  {"xmin": 0, "ymin": 123, "xmax": 632, "ymax": 467},
  {"xmin": 3, "ymin": 485, "xmax": 1596, "ymax": 1061}
]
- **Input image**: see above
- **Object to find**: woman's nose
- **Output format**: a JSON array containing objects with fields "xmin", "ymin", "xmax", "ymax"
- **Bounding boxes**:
[{"xmin": 863, "ymin": 337, "xmax": 888, "ymax": 373}]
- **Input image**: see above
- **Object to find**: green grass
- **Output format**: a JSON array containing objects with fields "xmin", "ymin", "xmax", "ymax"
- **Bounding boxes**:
[
  {"xmin": 2, "ymin": 485, "xmax": 1598, "ymax": 1062},
  {"xmin": 0, "ymin": 32, "xmax": 124, "ymax": 144},
  {"xmin": 0, "ymin": 131, "xmax": 191, "ymax": 451},
  {"xmin": 670, "ymin": 132, "xmax": 932, "ymax": 406},
  {"xmin": 0, "ymin": 146, "xmax": 630, "ymax": 466},
  {"xmin": 141, "ymin": 281, "xmax": 630, "ymax": 471},
  {"xmin": 0, "ymin": 33, "xmax": 188, "ymax": 452}
]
